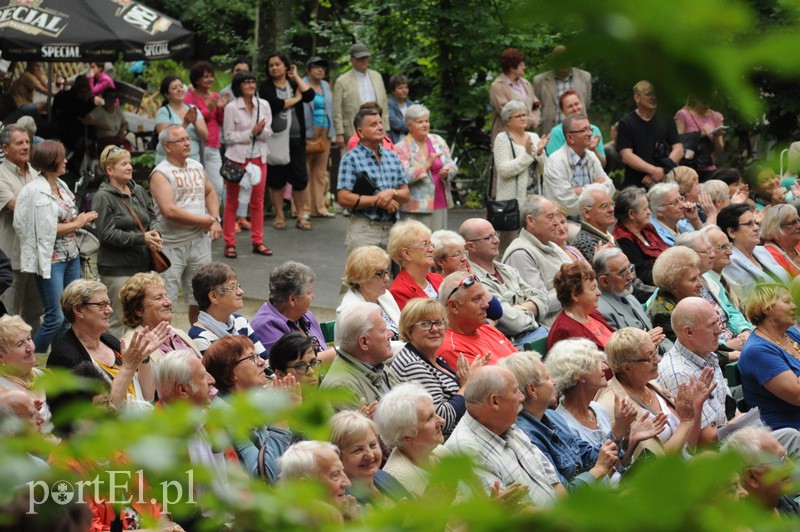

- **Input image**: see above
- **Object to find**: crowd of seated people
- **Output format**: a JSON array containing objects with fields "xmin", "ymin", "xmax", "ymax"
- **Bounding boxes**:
[{"xmin": 5, "ymin": 51, "xmax": 800, "ymax": 528}]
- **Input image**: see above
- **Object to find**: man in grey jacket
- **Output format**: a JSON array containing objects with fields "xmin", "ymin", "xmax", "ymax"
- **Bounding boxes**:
[
  {"xmin": 461, "ymin": 217, "xmax": 548, "ymax": 346},
  {"xmin": 502, "ymin": 195, "xmax": 571, "ymax": 325}
]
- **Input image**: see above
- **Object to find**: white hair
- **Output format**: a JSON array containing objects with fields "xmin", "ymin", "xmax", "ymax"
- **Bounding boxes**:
[
  {"xmin": 701, "ymin": 179, "xmax": 729, "ymax": 203},
  {"xmin": 578, "ymin": 183, "xmax": 609, "ymax": 213},
  {"xmin": 152, "ymin": 349, "xmax": 202, "ymax": 397},
  {"xmin": 375, "ymin": 383, "xmax": 433, "ymax": 448},
  {"xmin": 545, "ymin": 338, "xmax": 603, "ymax": 395},
  {"xmin": 278, "ymin": 440, "xmax": 340, "ymax": 481},
  {"xmin": 721, "ymin": 426, "xmax": 777, "ymax": 467},
  {"xmin": 647, "ymin": 182, "xmax": 680, "ymax": 216},
  {"xmin": 438, "ymin": 270, "xmax": 472, "ymax": 306},
  {"xmin": 498, "ymin": 351, "xmax": 543, "ymax": 401},
  {"xmin": 463, "ymin": 366, "xmax": 509, "ymax": 404},
  {"xmin": 335, "ymin": 302, "xmax": 381, "ymax": 352}
]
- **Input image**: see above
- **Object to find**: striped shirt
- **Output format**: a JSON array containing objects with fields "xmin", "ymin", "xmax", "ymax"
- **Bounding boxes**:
[
  {"xmin": 391, "ymin": 343, "xmax": 466, "ymax": 436},
  {"xmin": 188, "ymin": 313, "xmax": 267, "ymax": 356}
]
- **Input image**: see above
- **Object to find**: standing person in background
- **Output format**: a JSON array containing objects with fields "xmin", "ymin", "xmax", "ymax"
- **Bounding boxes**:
[
  {"xmin": 303, "ymin": 56, "xmax": 336, "ymax": 219},
  {"xmin": 222, "ymin": 72, "xmax": 273, "ymax": 259},
  {"xmin": 219, "ymin": 57, "xmax": 255, "ymax": 232},
  {"xmin": 674, "ymin": 93, "xmax": 725, "ymax": 180},
  {"xmin": 14, "ymin": 140, "xmax": 98, "ymax": 353},
  {"xmin": 82, "ymin": 86, "xmax": 131, "ymax": 151},
  {"xmin": 0, "ymin": 125, "xmax": 42, "ymax": 332},
  {"xmin": 92, "ymin": 146, "xmax": 162, "ymax": 338},
  {"xmin": 489, "ymin": 48, "xmax": 541, "ymax": 141},
  {"xmin": 186, "ymin": 61, "xmax": 228, "ymax": 205},
  {"xmin": 395, "ymin": 104, "xmax": 458, "ymax": 231},
  {"xmin": 153, "ymin": 75, "xmax": 208, "ymax": 165},
  {"xmin": 259, "ymin": 51, "xmax": 315, "ymax": 232},
  {"xmin": 387, "ymin": 74, "xmax": 417, "ymax": 144},
  {"xmin": 333, "ymin": 43, "xmax": 390, "ymax": 152},
  {"xmin": 149, "ymin": 125, "xmax": 222, "ymax": 325},
  {"xmin": 533, "ymin": 45, "xmax": 592, "ymax": 135},
  {"xmin": 87, "ymin": 62, "xmax": 115, "ymax": 103}
]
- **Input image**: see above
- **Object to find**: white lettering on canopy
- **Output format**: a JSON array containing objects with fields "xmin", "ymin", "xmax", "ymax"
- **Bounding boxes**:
[
  {"xmin": 122, "ymin": 4, "xmax": 170, "ymax": 35},
  {"xmin": 0, "ymin": 6, "xmax": 66, "ymax": 37}
]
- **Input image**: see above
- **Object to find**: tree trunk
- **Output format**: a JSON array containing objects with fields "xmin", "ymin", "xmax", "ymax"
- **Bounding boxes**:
[{"xmin": 255, "ymin": 0, "xmax": 292, "ymax": 71}]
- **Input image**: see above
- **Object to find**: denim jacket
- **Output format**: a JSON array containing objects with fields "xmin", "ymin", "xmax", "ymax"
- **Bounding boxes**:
[{"xmin": 515, "ymin": 409, "xmax": 602, "ymax": 491}]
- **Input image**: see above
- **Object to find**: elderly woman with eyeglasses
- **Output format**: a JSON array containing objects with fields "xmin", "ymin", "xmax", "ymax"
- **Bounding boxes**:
[
  {"xmin": 119, "ymin": 272, "xmax": 201, "ymax": 363},
  {"xmin": 597, "ymin": 328, "xmax": 714, "ymax": 456},
  {"xmin": 395, "ymin": 104, "xmax": 458, "ymax": 231},
  {"xmin": 47, "ymin": 279, "xmax": 166, "ymax": 409},
  {"xmin": 338, "ymin": 246, "xmax": 401, "ymax": 340},
  {"xmin": 761, "ymin": 204, "xmax": 800, "ymax": 277},
  {"xmin": 92, "ymin": 144, "xmax": 163, "ymax": 338},
  {"xmin": 252, "ymin": 260, "xmax": 335, "ymax": 363},
  {"xmin": 203, "ymin": 334, "xmax": 294, "ymax": 483},
  {"xmin": 388, "ymin": 220, "xmax": 443, "ymax": 311},
  {"xmin": 431, "ymin": 230, "xmax": 470, "ymax": 276},
  {"xmin": 665, "ymin": 165, "xmax": 717, "ymax": 230},
  {"xmin": 188, "ymin": 262, "xmax": 267, "ymax": 357},
  {"xmin": 718, "ymin": 204, "xmax": 790, "ymax": 300},
  {"xmin": 646, "ymin": 246, "xmax": 704, "ymax": 344},
  {"xmin": 647, "ymin": 182, "xmax": 688, "ymax": 247},
  {"xmin": 391, "ymin": 298, "xmax": 487, "ymax": 437},
  {"xmin": 269, "ymin": 332, "xmax": 321, "ymax": 387}
]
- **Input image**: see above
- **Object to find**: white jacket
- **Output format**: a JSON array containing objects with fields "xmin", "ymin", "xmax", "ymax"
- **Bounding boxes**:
[{"xmin": 14, "ymin": 175, "xmax": 74, "ymax": 279}]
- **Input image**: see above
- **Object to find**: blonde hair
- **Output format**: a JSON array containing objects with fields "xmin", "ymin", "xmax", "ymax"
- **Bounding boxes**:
[
  {"xmin": 329, "ymin": 410, "xmax": 379, "ymax": 452},
  {"xmin": 605, "ymin": 328, "xmax": 650, "ymax": 374},
  {"xmin": 398, "ymin": 298, "xmax": 447, "ymax": 341},
  {"xmin": 744, "ymin": 284, "xmax": 790, "ymax": 326},
  {"xmin": 387, "ymin": 220, "xmax": 432, "ymax": 265},
  {"xmin": 99, "ymin": 145, "xmax": 131, "ymax": 175},
  {"xmin": 498, "ymin": 351, "xmax": 543, "ymax": 401},
  {"xmin": 665, "ymin": 166, "xmax": 699, "ymax": 197},
  {"xmin": 343, "ymin": 246, "xmax": 390, "ymax": 287},
  {"xmin": 652, "ymin": 247, "xmax": 700, "ymax": 293},
  {"xmin": 119, "ymin": 272, "xmax": 167, "ymax": 328},
  {"xmin": 0, "ymin": 315, "xmax": 32, "ymax": 355}
]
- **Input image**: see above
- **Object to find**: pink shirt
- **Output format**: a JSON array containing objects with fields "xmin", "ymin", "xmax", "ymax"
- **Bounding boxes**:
[
  {"xmin": 222, "ymin": 97, "xmax": 273, "ymax": 164},
  {"xmin": 185, "ymin": 91, "xmax": 224, "ymax": 148}
]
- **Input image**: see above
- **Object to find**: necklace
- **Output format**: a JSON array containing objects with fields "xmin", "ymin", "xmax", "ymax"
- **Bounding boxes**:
[
  {"xmin": 757, "ymin": 327, "xmax": 800, "ymax": 359},
  {"xmin": 620, "ymin": 381, "xmax": 656, "ymax": 410},
  {"xmin": 564, "ymin": 309, "xmax": 589, "ymax": 324},
  {"xmin": 0, "ymin": 369, "xmax": 32, "ymax": 389},
  {"xmin": 563, "ymin": 402, "xmax": 597, "ymax": 428}
]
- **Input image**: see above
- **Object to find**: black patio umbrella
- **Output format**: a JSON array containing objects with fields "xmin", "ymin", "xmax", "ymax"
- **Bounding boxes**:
[{"xmin": 0, "ymin": 0, "xmax": 193, "ymax": 62}]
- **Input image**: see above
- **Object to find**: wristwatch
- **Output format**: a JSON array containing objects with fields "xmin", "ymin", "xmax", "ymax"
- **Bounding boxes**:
[{"xmin": 212, "ymin": 216, "xmax": 222, "ymax": 224}]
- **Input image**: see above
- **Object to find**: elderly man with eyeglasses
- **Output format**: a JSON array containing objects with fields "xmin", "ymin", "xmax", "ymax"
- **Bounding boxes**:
[
  {"xmin": 460, "ymin": 217, "xmax": 548, "ymax": 347},
  {"xmin": 593, "ymin": 247, "xmax": 671, "ymax": 352},
  {"xmin": 436, "ymin": 271, "xmax": 517, "ymax": 369},
  {"xmin": 572, "ymin": 184, "xmax": 618, "ymax": 262},
  {"xmin": 149, "ymin": 124, "xmax": 222, "ymax": 325},
  {"xmin": 543, "ymin": 113, "xmax": 614, "ymax": 218}
]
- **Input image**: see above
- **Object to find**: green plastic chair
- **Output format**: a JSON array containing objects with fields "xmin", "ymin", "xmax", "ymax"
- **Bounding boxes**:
[
  {"xmin": 321, "ymin": 320, "xmax": 336, "ymax": 344},
  {"xmin": 523, "ymin": 336, "xmax": 548, "ymax": 358}
]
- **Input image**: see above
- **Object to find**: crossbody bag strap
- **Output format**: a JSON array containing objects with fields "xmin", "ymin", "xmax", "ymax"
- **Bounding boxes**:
[{"xmin": 115, "ymin": 195, "xmax": 147, "ymax": 235}]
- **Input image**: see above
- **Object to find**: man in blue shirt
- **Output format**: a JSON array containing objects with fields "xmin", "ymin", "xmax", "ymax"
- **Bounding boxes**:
[{"xmin": 337, "ymin": 108, "xmax": 409, "ymax": 257}]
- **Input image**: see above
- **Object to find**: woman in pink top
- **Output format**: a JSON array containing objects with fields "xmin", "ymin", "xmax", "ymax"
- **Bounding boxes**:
[
  {"xmin": 674, "ymin": 93, "xmax": 725, "ymax": 180},
  {"xmin": 185, "ymin": 61, "xmax": 229, "ymax": 206},
  {"xmin": 88, "ymin": 62, "xmax": 115, "ymax": 104}
]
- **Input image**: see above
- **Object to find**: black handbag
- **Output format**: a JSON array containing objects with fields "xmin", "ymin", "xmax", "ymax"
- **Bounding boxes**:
[
  {"xmin": 485, "ymin": 133, "xmax": 521, "ymax": 231},
  {"xmin": 679, "ymin": 112, "xmax": 715, "ymax": 169},
  {"xmin": 220, "ymin": 158, "xmax": 246, "ymax": 183}
]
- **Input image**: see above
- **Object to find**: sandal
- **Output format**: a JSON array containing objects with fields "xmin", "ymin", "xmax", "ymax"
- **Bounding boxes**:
[
  {"xmin": 224, "ymin": 246, "xmax": 237, "ymax": 259},
  {"xmin": 252, "ymin": 244, "xmax": 273, "ymax": 256},
  {"xmin": 296, "ymin": 219, "xmax": 313, "ymax": 231},
  {"xmin": 273, "ymin": 218, "xmax": 287, "ymax": 230}
]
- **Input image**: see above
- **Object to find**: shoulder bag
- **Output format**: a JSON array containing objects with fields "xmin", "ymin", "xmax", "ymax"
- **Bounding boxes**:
[
  {"xmin": 485, "ymin": 133, "xmax": 521, "ymax": 232},
  {"xmin": 115, "ymin": 196, "xmax": 171, "ymax": 273},
  {"xmin": 267, "ymin": 98, "xmax": 291, "ymax": 166},
  {"xmin": 220, "ymin": 101, "xmax": 259, "ymax": 183},
  {"xmin": 679, "ymin": 112, "xmax": 715, "ymax": 169}
]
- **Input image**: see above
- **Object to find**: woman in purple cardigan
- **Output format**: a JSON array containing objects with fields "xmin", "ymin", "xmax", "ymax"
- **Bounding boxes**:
[{"xmin": 547, "ymin": 262, "xmax": 614, "ymax": 352}]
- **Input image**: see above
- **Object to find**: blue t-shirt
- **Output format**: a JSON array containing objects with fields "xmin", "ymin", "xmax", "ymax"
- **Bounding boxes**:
[
  {"xmin": 739, "ymin": 327, "xmax": 800, "ymax": 430},
  {"xmin": 545, "ymin": 123, "xmax": 605, "ymax": 158}
]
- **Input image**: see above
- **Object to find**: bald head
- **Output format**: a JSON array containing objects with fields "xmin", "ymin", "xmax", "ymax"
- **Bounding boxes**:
[
  {"xmin": 460, "ymin": 218, "xmax": 498, "ymax": 263},
  {"xmin": 672, "ymin": 297, "xmax": 722, "ymax": 354},
  {"xmin": 0, "ymin": 390, "xmax": 43, "ymax": 434}
]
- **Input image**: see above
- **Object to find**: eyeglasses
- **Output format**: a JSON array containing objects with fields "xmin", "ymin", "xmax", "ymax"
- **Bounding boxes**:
[
  {"xmin": 217, "ymin": 282, "xmax": 242, "ymax": 293},
  {"xmin": 714, "ymin": 243, "xmax": 733, "ymax": 252},
  {"xmin": 780, "ymin": 219, "xmax": 800, "ymax": 228},
  {"xmin": 567, "ymin": 127, "xmax": 591, "ymax": 135},
  {"xmin": 468, "ymin": 232, "xmax": 498, "ymax": 243},
  {"xmin": 739, "ymin": 220, "xmax": 760, "ymax": 228},
  {"xmin": 664, "ymin": 196, "xmax": 686, "ymax": 208},
  {"xmin": 241, "ymin": 79, "xmax": 257, "ymax": 85},
  {"xmin": 510, "ymin": 113, "xmax": 528, "ymax": 120},
  {"xmin": 629, "ymin": 349, "xmax": 661, "ymax": 364},
  {"xmin": 84, "ymin": 300, "xmax": 113, "ymax": 309},
  {"xmin": 446, "ymin": 275, "xmax": 479, "ymax": 302},
  {"xmin": 408, "ymin": 240, "xmax": 432, "ymax": 249},
  {"xmin": 595, "ymin": 201, "xmax": 615, "ymax": 210},
  {"xmin": 234, "ymin": 353, "xmax": 260, "ymax": 366},
  {"xmin": 373, "ymin": 269, "xmax": 391, "ymax": 279},
  {"xmin": 165, "ymin": 137, "xmax": 191, "ymax": 144},
  {"xmin": 286, "ymin": 358, "xmax": 321, "ymax": 375},
  {"xmin": 446, "ymin": 250, "xmax": 466, "ymax": 259},
  {"xmin": 695, "ymin": 246, "xmax": 716, "ymax": 256},
  {"xmin": 414, "ymin": 319, "xmax": 448, "ymax": 331},
  {"xmin": 608, "ymin": 264, "xmax": 636, "ymax": 278}
]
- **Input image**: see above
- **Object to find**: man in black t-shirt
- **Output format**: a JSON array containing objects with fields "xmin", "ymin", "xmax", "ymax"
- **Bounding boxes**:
[{"xmin": 616, "ymin": 80, "xmax": 682, "ymax": 188}]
